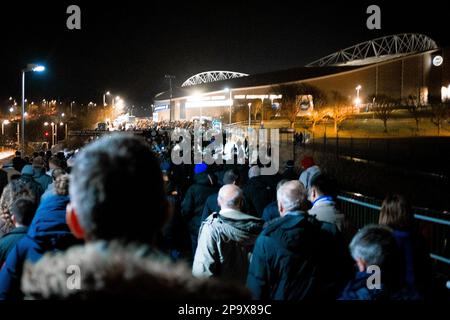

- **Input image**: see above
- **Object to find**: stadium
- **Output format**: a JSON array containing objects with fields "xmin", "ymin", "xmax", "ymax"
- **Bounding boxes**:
[{"xmin": 153, "ymin": 33, "xmax": 450, "ymax": 123}]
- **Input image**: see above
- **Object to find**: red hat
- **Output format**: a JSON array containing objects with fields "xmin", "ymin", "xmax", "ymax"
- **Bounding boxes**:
[{"xmin": 301, "ymin": 156, "xmax": 315, "ymax": 169}]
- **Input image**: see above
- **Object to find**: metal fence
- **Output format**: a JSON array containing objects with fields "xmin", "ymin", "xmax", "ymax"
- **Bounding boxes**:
[{"xmin": 337, "ymin": 191, "xmax": 450, "ymax": 269}]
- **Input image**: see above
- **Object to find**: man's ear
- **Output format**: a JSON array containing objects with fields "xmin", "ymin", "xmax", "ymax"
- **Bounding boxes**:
[
  {"xmin": 355, "ymin": 257, "xmax": 367, "ymax": 272},
  {"xmin": 66, "ymin": 202, "xmax": 85, "ymax": 240}
]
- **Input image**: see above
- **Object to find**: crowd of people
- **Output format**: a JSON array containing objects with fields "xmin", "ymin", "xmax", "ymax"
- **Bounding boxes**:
[{"xmin": 0, "ymin": 127, "xmax": 440, "ymax": 300}]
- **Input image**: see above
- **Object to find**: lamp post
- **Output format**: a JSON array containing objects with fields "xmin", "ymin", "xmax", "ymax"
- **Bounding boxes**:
[
  {"xmin": 44, "ymin": 122, "xmax": 57, "ymax": 147},
  {"xmin": 60, "ymin": 122, "xmax": 67, "ymax": 141},
  {"xmin": 248, "ymin": 102, "xmax": 251, "ymax": 129},
  {"xmin": 103, "ymin": 91, "xmax": 110, "ymax": 106},
  {"xmin": 70, "ymin": 101, "xmax": 75, "ymax": 117},
  {"xmin": 165, "ymin": 75, "xmax": 175, "ymax": 122},
  {"xmin": 355, "ymin": 85, "xmax": 362, "ymax": 107},
  {"xmin": 22, "ymin": 64, "xmax": 45, "ymax": 153},
  {"xmin": 225, "ymin": 88, "xmax": 232, "ymax": 124},
  {"xmin": 2, "ymin": 120, "xmax": 9, "ymax": 135}
]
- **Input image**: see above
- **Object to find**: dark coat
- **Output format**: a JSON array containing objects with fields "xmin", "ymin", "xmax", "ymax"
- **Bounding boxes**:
[
  {"xmin": 201, "ymin": 192, "xmax": 220, "ymax": 222},
  {"xmin": 181, "ymin": 173, "xmax": 218, "ymax": 236},
  {"xmin": 0, "ymin": 195, "xmax": 80, "ymax": 300},
  {"xmin": 392, "ymin": 230, "xmax": 432, "ymax": 297},
  {"xmin": 339, "ymin": 271, "xmax": 421, "ymax": 300},
  {"xmin": 261, "ymin": 201, "xmax": 279, "ymax": 223},
  {"xmin": 0, "ymin": 226, "xmax": 28, "ymax": 265},
  {"xmin": 246, "ymin": 212, "xmax": 351, "ymax": 300},
  {"xmin": 243, "ymin": 176, "xmax": 275, "ymax": 218}
]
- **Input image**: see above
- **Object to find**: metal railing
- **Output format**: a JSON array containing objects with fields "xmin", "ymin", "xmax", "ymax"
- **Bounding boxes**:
[{"xmin": 337, "ymin": 191, "xmax": 450, "ymax": 267}]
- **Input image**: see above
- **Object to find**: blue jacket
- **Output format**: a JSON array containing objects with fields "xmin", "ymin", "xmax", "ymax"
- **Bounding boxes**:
[
  {"xmin": 247, "ymin": 212, "xmax": 351, "ymax": 300},
  {"xmin": 261, "ymin": 201, "xmax": 279, "ymax": 223},
  {"xmin": 0, "ymin": 195, "xmax": 79, "ymax": 300},
  {"xmin": 392, "ymin": 229, "xmax": 432, "ymax": 296},
  {"xmin": 339, "ymin": 271, "xmax": 421, "ymax": 300}
]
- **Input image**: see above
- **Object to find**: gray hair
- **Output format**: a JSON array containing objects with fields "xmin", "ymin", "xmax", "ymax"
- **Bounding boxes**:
[
  {"xmin": 349, "ymin": 224, "xmax": 395, "ymax": 266},
  {"xmin": 218, "ymin": 185, "xmax": 243, "ymax": 210},
  {"xmin": 277, "ymin": 180, "xmax": 306, "ymax": 212}
]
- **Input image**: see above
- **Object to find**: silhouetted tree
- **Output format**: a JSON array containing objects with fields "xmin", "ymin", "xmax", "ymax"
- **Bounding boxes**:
[
  {"xmin": 406, "ymin": 94, "xmax": 425, "ymax": 134},
  {"xmin": 273, "ymin": 83, "xmax": 327, "ymax": 128},
  {"xmin": 370, "ymin": 94, "xmax": 397, "ymax": 133},
  {"xmin": 430, "ymin": 101, "xmax": 450, "ymax": 136}
]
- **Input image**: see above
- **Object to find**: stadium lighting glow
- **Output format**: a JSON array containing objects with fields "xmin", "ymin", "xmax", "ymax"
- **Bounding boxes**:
[{"xmin": 442, "ymin": 85, "xmax": 450, "ymax": 102}]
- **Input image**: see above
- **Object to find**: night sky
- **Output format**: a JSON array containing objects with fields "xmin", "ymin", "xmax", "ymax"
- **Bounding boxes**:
[{"xmin": 0, "ymin": 1, "xmax": 448, "ymax": 108}]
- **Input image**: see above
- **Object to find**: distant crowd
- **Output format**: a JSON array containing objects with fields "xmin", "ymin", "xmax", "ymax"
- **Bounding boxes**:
[{"xmin": 0, "ymin": 126, "xmax": 442, "ymax": 300}]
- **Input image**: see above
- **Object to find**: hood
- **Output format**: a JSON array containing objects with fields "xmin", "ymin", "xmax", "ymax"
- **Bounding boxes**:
[
  {"xmin": 275, "ymin": 213, "xmax": 316, "ymax": 251},
  {"xmin": 193, "ymin": 172, "xmax": 213, "ymax": 186},
  {"xmin": 22, "ymin": 241, "xmax": 251, "ymax": 300},
  {"xmin": 214, "ymin": 210, "xmax": 263, "ymax": 246},
  {"xmin": 246, "ymin": 176, "xmax": 269, "ymax": 189},
  {"xmin": 33, "ymin": 167, "xmax": 46, "ymax": 178},
  {"xmin": 21, "ymin": 165, "xmax": 34, "ymax": 176},
  {"xmin": 28, "ymin": 194, "xmax": 74, "ymax": 244}
]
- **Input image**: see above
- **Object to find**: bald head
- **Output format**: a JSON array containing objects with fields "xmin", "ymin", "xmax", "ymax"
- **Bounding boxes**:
[
  {"xmin": 277, "ymin": 180, "xmax": 307, "ymax": 216},
  {"xmin": 218, "ymin": 184, "xmax": 244, "ymax": 211}
]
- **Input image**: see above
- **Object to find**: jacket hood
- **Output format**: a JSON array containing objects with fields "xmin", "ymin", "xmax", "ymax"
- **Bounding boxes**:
[
  {"xmin": 21, "ymin": 165, "xmax": 34, "ymax": 176},
  {"xmin": 212, "ymin": 210, "xmax": 263, "ymax": 246},
  {"xmin": 22, "ymin": 241, "xmax": 251, "ymax": 300},
  {"xmin": 28, "ymin": 195, "xmax": 74, "ymax": 245},
  {"xmin": 247, "ymin": 176, "xmax": 269, "ymax": 188},
  {"xmin": 267, "ymin": 212, "xmax": 317, "ymax": 252},
  {"xmin": 33, "ymin": 167, "xmax": 46, "ymax": 177},
  {"xmin": 193, "ymin": 172, "xmax": 213, "ymax": 186}
]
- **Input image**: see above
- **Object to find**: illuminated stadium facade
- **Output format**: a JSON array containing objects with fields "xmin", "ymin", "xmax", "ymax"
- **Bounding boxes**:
[{"xmin": 153, "ymin": 34, "xmax": 450, "ymax": 122}]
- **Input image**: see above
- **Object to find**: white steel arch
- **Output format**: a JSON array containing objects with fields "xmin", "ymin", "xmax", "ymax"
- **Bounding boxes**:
[
  {"xmin": 181, "ymin": 71, "xmax": 249, "ymax": 87},
  {"xmin": 306, "ymin": 34, "xmax": 438, "ymax": 67}
]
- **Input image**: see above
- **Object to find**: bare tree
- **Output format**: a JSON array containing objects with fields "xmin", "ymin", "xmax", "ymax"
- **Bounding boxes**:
[
  {"xmin": 370, "ymin": 95, "xmax": 397, "ymax": 133},
  {"xmin": 329, "ymin": 91, "xmax": 353, "ymax": 136},
  {"xmin": 406, "ymin": 94, "xmax": 425, "ymax": 134},
  {"xmin": 251, "ymin": 99, "xmax": 263, "ymax": 120},
  {"xmin": 273, "ymin": 83, "xmax": 327, "ymax": 128},
  {"xmin": 430, "ymin": 101, "xmax": 450, "ymax": 136}
]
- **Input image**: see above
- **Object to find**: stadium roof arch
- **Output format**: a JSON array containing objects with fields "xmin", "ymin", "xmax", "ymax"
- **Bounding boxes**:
[
  {"xmin": 306, "ymin": 33, "xmax": 438, "ymax": 67},
  {"xmin": 181, "ymin": 71, "xmax": 249, "ymax": 87}
]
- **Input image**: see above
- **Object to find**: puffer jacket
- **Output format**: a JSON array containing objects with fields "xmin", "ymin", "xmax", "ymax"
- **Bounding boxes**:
[
  {"xmin": 0, "ymin": 194, "xmax": 80, "ymax": 300},
  {"xmin": 193, "ymin": 209, "xmax": 264, "ymax": 285}
]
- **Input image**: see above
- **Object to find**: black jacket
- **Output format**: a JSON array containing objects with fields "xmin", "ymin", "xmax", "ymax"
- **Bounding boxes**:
[
  {"xmin": 181, "ymin": 173, "xmax": 218, "ymax": 235},
  {"xmin": 243, "ymin": 176, "xmax": 275, "ymax": 218},
  {"xmin": 247, "ymin": 212, "xmax": 351, "ymax": 300}
]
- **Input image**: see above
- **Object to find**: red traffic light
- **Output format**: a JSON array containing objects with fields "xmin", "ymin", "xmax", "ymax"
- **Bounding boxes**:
[{"xmin": 44, "ymin": 131, "xmax": 49, "ymax": 137}]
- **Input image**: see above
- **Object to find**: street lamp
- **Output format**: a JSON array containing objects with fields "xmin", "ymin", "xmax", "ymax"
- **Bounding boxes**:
[
  {"xmin": 225, "ymin": 88, "xmax": 233, "ymax": 124},
  {"xmin": 44, "ymin": 122, "xmax": 57, "ymax": 146},
  {"xmin": 103, "ymin": 91, "xmax": 110, "ymax": 106},
  {"xmin": 355, "ymin": 85, "xmax": 362, "ymax": 106},
  {"xmin": 165, "ymin": 75, "xmax": 176, "ymax": 122},
  {"xmin": 22, "ymin": 63, "xmax": 45, "ymax": 153},
  {"xmin": 248, "ymin": 102, "xmax": 252, "ymax": 130},
  {"xmin": 2, "ymin": 120, "xmax": 10, "ymax": 135}
]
